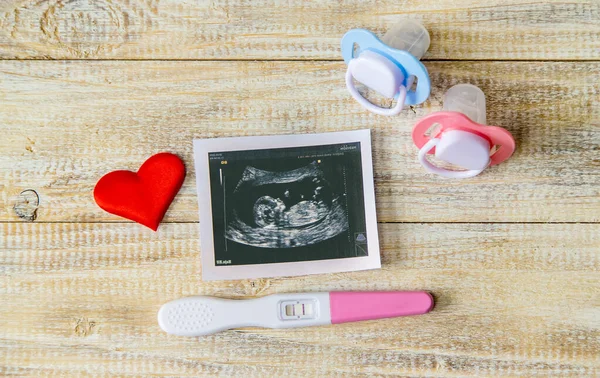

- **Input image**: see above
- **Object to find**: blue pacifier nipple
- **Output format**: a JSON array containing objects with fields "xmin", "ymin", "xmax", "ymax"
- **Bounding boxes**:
[{"xmin": 341, "ymin": 20, "xmax": 432, "ymax": 116}]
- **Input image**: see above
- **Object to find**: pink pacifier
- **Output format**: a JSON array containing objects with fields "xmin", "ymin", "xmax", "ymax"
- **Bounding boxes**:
[{"xmin": 412, "ymin": 84, "xmax": 516, "ymax": 178}]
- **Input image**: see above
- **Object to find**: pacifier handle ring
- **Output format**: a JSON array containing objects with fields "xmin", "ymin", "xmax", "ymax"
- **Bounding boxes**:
[
  {"xmin": 345, "ymin": 66, "xmax": 407, "ymax": 116},
  {"xmin": 418, "ymin": 138, "xmax": 488, "ymax": 179}
]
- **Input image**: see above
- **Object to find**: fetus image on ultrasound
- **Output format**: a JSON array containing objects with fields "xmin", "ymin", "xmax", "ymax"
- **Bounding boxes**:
[
  {"xmin": 208, "ymin": 142, "xmax": 367, "ymax": 266},
  {"xmin": 226, "ymin": 162, "xmax": 349, "ymax": 248}
]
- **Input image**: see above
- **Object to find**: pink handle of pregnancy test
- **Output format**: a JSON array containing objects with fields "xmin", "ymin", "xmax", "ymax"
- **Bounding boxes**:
[{"xmin": 329, "ymin": 291, "xmax": 434, "ymax": 324}]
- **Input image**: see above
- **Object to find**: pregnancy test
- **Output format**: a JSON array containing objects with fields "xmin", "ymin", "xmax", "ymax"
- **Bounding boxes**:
[{"xmin": 158, "ymin": 291, "xmax": 433, "ymax": 336}]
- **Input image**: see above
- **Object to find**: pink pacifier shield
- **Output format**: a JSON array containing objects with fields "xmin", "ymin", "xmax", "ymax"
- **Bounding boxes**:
[{"xmin": 412, "ymin": 111, "xmax": 515, "ymax": 166}]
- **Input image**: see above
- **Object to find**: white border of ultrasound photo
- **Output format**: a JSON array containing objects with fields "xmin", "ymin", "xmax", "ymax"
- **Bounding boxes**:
[{"xmin": 193, "ymin": 129, "xmax": 381, "ymax": 281}]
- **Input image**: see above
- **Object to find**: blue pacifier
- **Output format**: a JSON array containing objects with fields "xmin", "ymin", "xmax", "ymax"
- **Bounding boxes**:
[{"xmin": 341, "ymin": 20, "xmax": 432, "ymax": 116}]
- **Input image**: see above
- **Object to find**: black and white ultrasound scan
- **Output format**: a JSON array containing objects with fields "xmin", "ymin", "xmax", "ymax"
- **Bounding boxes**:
[
  {"xmin": 208, "ymin": 142, "xmax": 367, "ymax": 265},
  {"xmin": 194, "ymin": 130, "xmax": 381, "ymax": 280}
]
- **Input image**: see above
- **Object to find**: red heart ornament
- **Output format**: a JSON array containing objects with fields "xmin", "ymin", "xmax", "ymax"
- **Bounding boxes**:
[{"xmin": 94, "ymin": 153, "xmax": 186, "ymax": 231}]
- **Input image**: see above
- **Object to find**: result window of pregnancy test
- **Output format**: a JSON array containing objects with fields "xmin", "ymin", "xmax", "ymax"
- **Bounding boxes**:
[{"xmin": 280, "ymin": 300, "xmax": 317, "ymax": 320}]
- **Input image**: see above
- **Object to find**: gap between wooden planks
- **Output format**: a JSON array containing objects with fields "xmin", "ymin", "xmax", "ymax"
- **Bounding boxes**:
[
  {"xmin": 0, "ymin": 0, "xmax": 599, "ymax": 60},
  {"xmin": 1, "ymin": 60, "xmax": 599, "ymax": 223},
  {"xmin": 1, "ymin": 222, "xmax": 599, "ymax": 376}
]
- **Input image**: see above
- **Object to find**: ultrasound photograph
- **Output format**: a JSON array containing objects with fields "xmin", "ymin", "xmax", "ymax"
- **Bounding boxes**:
[{"xmin": 207, "ymin": 142, "xmax": 368, "ymax": 266}]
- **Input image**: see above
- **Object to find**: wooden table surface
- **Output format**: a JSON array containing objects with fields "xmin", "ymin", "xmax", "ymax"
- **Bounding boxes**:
[{"xmin": 1, "ymin": 1, "xmax": 599, "ymax": 376}]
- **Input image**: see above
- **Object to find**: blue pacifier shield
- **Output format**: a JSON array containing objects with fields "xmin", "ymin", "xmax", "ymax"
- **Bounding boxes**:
[{"xmin": 341, "ymin": 28, "xmax": 431, "ymax": 105}]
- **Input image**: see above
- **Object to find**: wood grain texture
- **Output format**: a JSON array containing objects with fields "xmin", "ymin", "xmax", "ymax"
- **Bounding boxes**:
[
  {"xmin": 1, "ymin": 60, "xmax": 599, "ymax": 223},
  {"xmin": 0, "ymin": 0, "xmax": 599, "ymax": 60},
  {"xmin": 1, "ymin": 222, "xmax": 599, "ymax": 377},
  {"xmin": 1, "ymin": 2, "xmax": 599, "ymax": 376}
]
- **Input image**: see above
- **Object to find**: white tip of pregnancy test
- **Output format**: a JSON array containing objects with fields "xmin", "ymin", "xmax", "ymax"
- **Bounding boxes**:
[
  {"xmin": 158, "ymin": 297, "xmax": 217, "ymax": 336},
  {"xmin": 159, "ymin": 293, "xmax": 333, "ymax": 337}
]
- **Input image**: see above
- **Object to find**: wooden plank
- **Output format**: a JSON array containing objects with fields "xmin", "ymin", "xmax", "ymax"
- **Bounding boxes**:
[
  {"xmin": 1, "ymin": 222, "xmax": 599, "ymax": 376},
  {"xmin": 1, "ymin": 60, "xmax": 599, "ymax": 223},
  {"xmin": 0, "ymin": 0, "xmax": 598, "ymax": 60}
]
